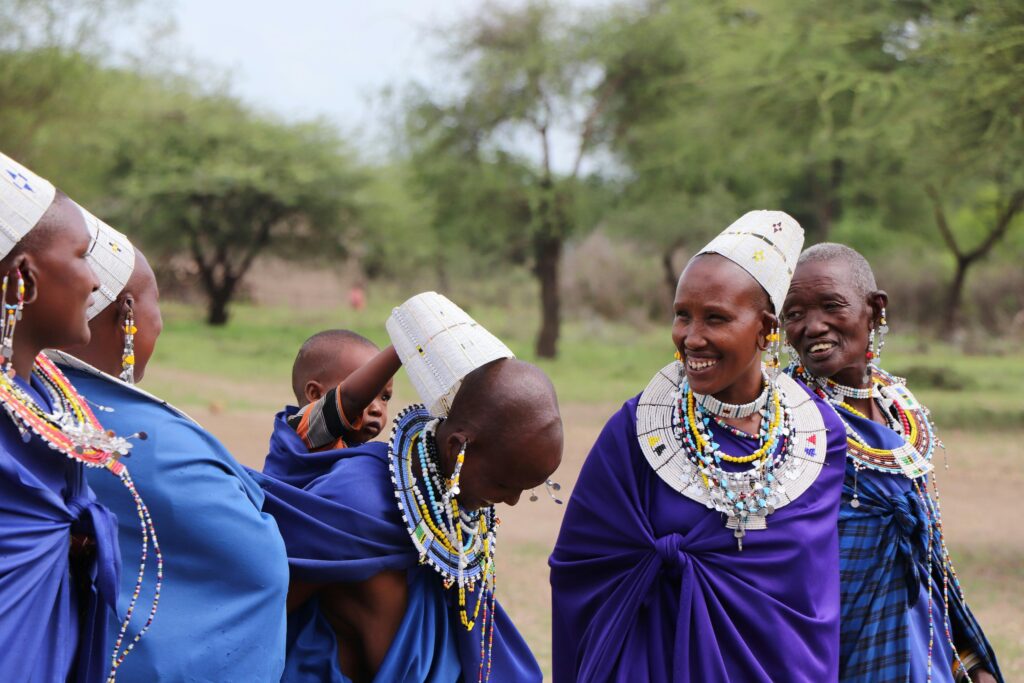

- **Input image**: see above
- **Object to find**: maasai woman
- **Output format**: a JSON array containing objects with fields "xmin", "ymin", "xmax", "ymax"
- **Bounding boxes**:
[
  {"xmin": 255, "ymin": 293, "xmax": 558, "ymax": 683},
  {"xmin": 550, "ymin": 211, "xmax": 848, "ymax": 682},
  {"xmin": 0, "ymin": 151, "xmax": 147, "ymax": 682},
  {"xmin": 55, "ymin": 217, "xmax": 290, "ymax": 682},
  {"xmin": 782, "ymin": 242, "xmax": 1002, "ymax": 683}
]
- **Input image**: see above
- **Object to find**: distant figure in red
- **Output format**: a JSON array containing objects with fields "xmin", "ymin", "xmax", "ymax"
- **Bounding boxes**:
[{"xmin": 348, "ymin": 282, "xmax": 366, "ymax": 311}]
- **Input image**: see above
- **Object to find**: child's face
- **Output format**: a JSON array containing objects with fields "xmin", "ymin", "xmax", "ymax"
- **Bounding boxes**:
[
  {"xmin": 312, "ymin": 344, "xmax": 392, "ymax": 442},
  {"xmin": 354, "ymin": 377, "xmax": 392, "ymax": 442}
]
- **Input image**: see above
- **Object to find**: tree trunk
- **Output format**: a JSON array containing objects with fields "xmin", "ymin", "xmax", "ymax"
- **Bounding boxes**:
[
  {"xmin": 662, "ymin": 245, "xmax": 681, "ymax": 305},
  {"xmin": 534, "ymin": 232, "xmax": 562, "ymax": 359},
  {"xmin": 942, "ymin": 256, "xmax": 970, "ymax": 336},
  {"xmin": 206, "ymin": 286, "xmax": 232, "ymax": 326}
]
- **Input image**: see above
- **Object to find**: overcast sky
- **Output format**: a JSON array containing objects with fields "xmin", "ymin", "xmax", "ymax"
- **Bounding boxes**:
[{"xmin": 125, "ymin": 0, "xmax": 616, "ymax": 167}]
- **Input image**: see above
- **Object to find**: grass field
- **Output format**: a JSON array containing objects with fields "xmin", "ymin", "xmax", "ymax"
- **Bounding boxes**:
[{"xmin": 142, "ymin": 296, "xmax": 1024, "ymax": 679}]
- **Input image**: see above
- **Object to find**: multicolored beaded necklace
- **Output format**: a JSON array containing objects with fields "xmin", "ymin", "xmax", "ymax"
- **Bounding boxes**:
[
  {"xmin": 792, "ymin": 363, "xmax": 974, "ymax": 682},
  {"xmin": 795, "ymin": 364, "xmax": 936, "ymax": 484},
  {"xmin": 389, "ymin": 405, "xmax": 498, "ymax": 683},
  {"xmin": 673, "ymin": 374, "xmax": 795, "ymax": 549},
  {"xmin": 0, "ymin": 353, "xmax": 161, "ymax": 682},
  {"xmin": 637, "ymin": 362, "xmax": 828, "ymax": 551}
]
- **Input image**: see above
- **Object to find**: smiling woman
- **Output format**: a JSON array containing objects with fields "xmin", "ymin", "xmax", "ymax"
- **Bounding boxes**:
[
  {"xmin": 550, "ymin": 210, "xmax": 850, "ymax": 682},
  {"xmin": 783, "ymin": 242, "xmax": 1004, "ymax": 683}
]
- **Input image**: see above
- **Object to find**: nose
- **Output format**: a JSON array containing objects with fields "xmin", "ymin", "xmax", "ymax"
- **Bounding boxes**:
[
  {"xmin": 367, "ymin": 398, "xmax": 384, "ymax": 417},
  {"xmin": 803, "ymin": 309, "xmax": 829, "ymax": 337}
]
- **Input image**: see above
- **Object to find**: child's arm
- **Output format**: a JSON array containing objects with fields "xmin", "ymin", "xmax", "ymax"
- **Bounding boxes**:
[
  {"xmin": 338, "ymin": 345, "xmax": 401, "ymax": 429},
  {"xmin": 289, "ymin": 345, "xmax": 401, "ymax": 451}
]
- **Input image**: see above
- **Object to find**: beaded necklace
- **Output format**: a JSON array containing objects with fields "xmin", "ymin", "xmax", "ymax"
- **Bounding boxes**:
[
  {"xmin": 637, "ymin": 362, "xmax": 828, "ymax": 551},
  {"xmin": 795, "ymin": 365, "xmax": 935, "ymax": 480},
  {"xmin": 790, "ymin": 364, "xmax": 973, "ymax": 682},
  {"xmin": 0, "ymin": 353, "xmax": 160, "ymax": 682},
  {"xmin": 389, "ymin": 405, "xmax": 497, "ymax": 682}
]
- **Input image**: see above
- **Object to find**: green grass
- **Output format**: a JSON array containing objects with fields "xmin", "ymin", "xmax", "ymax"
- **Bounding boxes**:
[{"xmin": 146, "ymin": 298, "xmax": 1024, "ymax": 430}]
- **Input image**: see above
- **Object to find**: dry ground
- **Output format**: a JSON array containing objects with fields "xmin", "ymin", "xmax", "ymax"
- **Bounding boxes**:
[{"xmin": 186, "ymin": 386, "xmax": 1023, "ymax": 679}]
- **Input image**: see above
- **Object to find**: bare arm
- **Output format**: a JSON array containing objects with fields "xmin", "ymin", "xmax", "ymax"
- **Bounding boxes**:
[
  {"xmin": 318, "ymin": 569, "xmax": 409, "ymax": 681},
  {"xmin": 339, "ymin": 345, "xmax": 401, "ymax": 427}
]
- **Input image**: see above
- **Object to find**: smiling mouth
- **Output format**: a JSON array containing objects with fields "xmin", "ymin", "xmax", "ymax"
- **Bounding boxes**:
[
  {"xmin": 686, "ymin": 357, "xmax": 718, "ymax": 371},
  {"xmin": 807, "ymin": 341, "xmax": 837, "ymax": 355}
]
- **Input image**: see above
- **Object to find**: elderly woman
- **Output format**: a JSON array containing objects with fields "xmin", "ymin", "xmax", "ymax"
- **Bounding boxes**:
[
  {"xmin": 550, "ymin": 211, "xmax": 847, "ymax": 681},
  {"xmin": 55, "ymin": 219, "xmax": 290, "ymax": 682},
  {"xmin": 782, "ymin": 242, "xmax": 1002, "ymax": 683}
]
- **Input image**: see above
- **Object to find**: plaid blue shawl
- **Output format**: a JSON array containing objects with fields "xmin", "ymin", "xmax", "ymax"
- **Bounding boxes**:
[{"xmin": 837, "ymin": 408, "xmax": 1002, "ymax": 683}]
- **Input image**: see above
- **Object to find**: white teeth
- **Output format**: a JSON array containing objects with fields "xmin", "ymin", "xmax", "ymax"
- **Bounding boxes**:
[
  {"xmin": 810, "ymin": 342, "xmax": 834, "ymax": 353},
  {"xmin": 687, "ymin": 359, "xmax": 717, "ymax": 370}
]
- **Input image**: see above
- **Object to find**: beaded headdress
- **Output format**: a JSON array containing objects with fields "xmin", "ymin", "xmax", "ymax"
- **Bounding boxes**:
[
  {"xmin": 0, "ymin": 151, "xmax": 56, "ymax": 259},
  {"xmin": 696, "ymin": 210, "xmax": 804, "ymax": 314},
  {"xmin": 78, "ymin": 204, "xmax": 136, "ymax": 320},
  {"xmin": 386, "ymin": 291, "xmax": 514, "ymax": 416}
]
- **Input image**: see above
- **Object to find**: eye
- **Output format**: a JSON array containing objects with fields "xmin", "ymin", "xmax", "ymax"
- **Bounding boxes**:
[
  {"xmin": 381, "ymin": 393, "xmax": 392, "ymax": 402},
  {"xmin": 783, "ymin": 309, "xmax": 804, "ymax": 321},
  {"xmin": 824, "ymin": 301, "xmax": 843, "ymax": 312}
]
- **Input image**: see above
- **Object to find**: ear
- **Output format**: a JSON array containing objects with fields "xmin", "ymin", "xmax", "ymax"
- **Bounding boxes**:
[
  {"xmin": 304, "ymin": 380, "xmax": 326, "ymax": 404},
  {"xmin": 867, "ymin": 290, "xmax": 888, "ymax": 328},
  {"xmin": 10, "ymin": 257, "xmax": 37, "ymax": 305},
  {"xmin": 117, "ymin": 294, "xmax": 135, "ymax": 329},
  {"xmin": 757, "ymin": 311, "xmax": 778, "ymax": 350}
]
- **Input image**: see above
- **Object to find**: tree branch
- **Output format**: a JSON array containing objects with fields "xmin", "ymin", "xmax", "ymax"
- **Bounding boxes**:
[
  {"xmin": 571, "ymin": 72, "xmax": 626, "ymax": 179},
  {"xmin": 964, "ymin": 187, "xmax": 1024, "ymax": 263},
  {"xmin": 925, "ymin": 184, "xmax": 963, "ymax": 260}
]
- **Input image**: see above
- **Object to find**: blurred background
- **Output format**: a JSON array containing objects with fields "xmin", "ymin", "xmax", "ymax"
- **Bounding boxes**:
[{"xmin": 3, "ymin": 0, "xmax": 1021, "ymax": 677}]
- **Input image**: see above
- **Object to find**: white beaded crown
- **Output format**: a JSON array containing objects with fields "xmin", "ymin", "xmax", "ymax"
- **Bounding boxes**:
[
  {"xmin": 697, "ymin": 210, "xmax": 804, "ymax": 314},
  {"xmin": 79, "ymin": 204, "xmax": 136, "ymax": 320},
  {"xmin": 387, "ymin": 291, "xmax": 515, "ymax": 416},
  {"xmin": 0, "ymin": 151, "xmax": 57, "ymax": 260}
]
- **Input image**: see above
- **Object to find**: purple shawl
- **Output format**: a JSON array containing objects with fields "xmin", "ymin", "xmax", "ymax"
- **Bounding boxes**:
[{"xmin": 549, "ymin": 387, "xmax": 846, "ymax": 682}]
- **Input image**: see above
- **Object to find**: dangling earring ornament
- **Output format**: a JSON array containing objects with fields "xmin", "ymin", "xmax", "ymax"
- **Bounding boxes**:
[
  {"xmin": 444, "ymin": 440, "xmax": 466, "ymax": 501},
  {"xmin": 763, "ymin": 327, "xmax": 782, "ymax": 382},
  {"xmin": 864, "ymin": 307, "xmax": 888, "ymax": 384},
  {"xmin": 0, "ymin": 270, "xmax": 26, "ymax": 378},
  {"xmin": 120, "ymin": 308, "xmax": 137, "ymax": 385}
]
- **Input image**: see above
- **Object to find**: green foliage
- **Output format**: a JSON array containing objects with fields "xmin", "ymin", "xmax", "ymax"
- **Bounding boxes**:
[{"xmin": 104, "ymin": 92, "xmax": 364, "ymax": 323}]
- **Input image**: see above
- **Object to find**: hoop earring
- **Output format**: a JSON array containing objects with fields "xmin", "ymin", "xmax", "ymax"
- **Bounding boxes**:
[
  {"xmin": 763, "ymin": 326, "xmax": 782, "ymax": 382},
  {"xmin": 0, "ymin": 270, "xmax": 25, "ymax": 378},
  {"xmin": 120, "ymin": 308, "xmax": 137, "ymax": 384}
]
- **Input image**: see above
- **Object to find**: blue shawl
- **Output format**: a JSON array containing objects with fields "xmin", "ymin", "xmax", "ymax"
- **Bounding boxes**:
[
  {"xmin": 837, "ymin": 408, "xmax": 1002, "ymax": 683},
  {"xmin": 66, "ymin": 365, "xmax": 290, "ymax": 683},
  {"xmin": 0, "ymin": 373, "xmax": 120, "ymax": 683},
  {"xmin": 253, "ymin": 407, "xmax": 542, "ymax": 682}
]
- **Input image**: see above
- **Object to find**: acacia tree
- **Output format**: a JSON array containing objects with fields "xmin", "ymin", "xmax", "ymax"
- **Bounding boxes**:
[
  {"xmin": 905, "ymin": 0, "xmax": 1024, "ymax": 333},
  {"xmin": 404, "ymin": 1, "xmax": 623, "ymax": 358},
  {"xmin": 111, "ymin": 95, "xmax": 363, "ymax": 325}
]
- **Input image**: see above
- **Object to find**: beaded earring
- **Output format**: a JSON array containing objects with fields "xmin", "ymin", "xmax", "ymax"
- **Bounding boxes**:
[
  {"xmin": 0, "ymin": 270, "xmax": 25, "ymax": 378},
  {"xmin": 529, "ymin": 479, "xmax": 563, "ymax": 504},
  {"xmin": 763, "ymin": 327, "xmax": 782, "ymax": 382},
  {"xmin": 864, "ymin": 306, "xmax": 888, "ymax": 384},
  {"xmin": 444, "ymin": 441, "xmax": 466, "ymax": 501},
  {"xmin": 120, "ymin": 307, "xmax": 137, "ymax": 385}
]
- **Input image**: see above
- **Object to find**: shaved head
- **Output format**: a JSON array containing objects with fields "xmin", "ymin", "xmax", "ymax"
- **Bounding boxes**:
[
  {"xmin": 291, "ymin": 329, "xmax": 379, "ymax": 404},
  {"xmin": 797, "ymin": 243, "xmax": 878, "ymax": 298},
  {"xmin": 438, "ymin": 358, "xmax": 564, "ymax": 509}
]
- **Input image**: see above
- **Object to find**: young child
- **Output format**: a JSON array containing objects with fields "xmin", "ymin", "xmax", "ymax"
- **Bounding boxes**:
[{"xmin": 287, "ymin": 329, "xmax": 399, "ymax": 451}]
